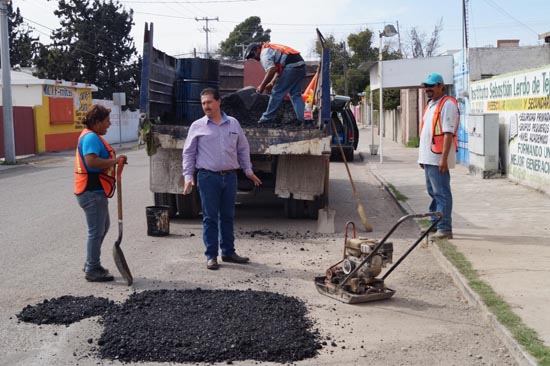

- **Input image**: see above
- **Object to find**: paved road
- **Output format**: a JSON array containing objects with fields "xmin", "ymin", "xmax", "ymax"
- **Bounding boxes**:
[{"xmin": 0, "ymin": 145, "xmax": 518, "ymax": 365}]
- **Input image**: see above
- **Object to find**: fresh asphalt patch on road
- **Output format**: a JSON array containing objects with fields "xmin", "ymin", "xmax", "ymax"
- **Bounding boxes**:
[{"xmin": 16, "ymin": 289, "xmax": 323, "ymax": 364}]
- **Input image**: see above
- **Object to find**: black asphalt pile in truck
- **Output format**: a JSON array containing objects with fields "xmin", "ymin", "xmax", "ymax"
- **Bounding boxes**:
[{"xmin": 221, "ymin": 86, "xmax": 308, "ymax": 129}]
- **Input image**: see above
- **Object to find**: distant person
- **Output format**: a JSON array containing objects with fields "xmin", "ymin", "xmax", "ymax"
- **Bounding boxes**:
[
  {"xmin": 182, "ymin": 88, "xmax": 262, "ymax": 270},
  {"xmin": 245, "ymin": 42, "xmax": 306, "ymax": 124},
  {"xmin": 418, "ymin": 73, "xmax": 459, "ymax": 240},
  {"xmin": 75, "ymin": 104, "xmax": 127, "ymax": 282}
]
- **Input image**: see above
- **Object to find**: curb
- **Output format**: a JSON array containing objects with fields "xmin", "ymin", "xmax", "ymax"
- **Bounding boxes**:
[{"xmin": 360, "ymin": 151, "xmax": 538, "ymax": 366}]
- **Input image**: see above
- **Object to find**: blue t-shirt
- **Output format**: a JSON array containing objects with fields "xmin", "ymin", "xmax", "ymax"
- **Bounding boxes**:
[{"xmin": 78, "ymin": 133, "xmax": 109, "ymax": 173}]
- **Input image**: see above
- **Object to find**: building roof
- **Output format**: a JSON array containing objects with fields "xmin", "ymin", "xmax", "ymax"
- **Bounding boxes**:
[{"xmin": 0, "ymin": 69, "xmax": 98, "ymax": 91}]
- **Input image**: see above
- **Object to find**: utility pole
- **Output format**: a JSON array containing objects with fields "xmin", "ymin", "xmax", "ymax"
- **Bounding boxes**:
[
  {"xmin": 396, "ymin": 20, "xmax": 402, "ymax": 56},
  {"xmin": 235, "ymin": 43, "xmax": 246, "ymax": 60},
  {"xmin": 0, "ymin": 0, "xmax": 15, "ymax": 164},
  {"xmin": 342, "ymin": 42, "xmax": 348, "ymax": 96},
  {"xmin": 195, "ymin": 16, "xmax": 218, "ymax": 58}
]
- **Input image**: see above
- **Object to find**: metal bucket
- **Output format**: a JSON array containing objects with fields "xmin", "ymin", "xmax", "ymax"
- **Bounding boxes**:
[
  {"xmin": 145, "ymin": 205, "xmax": 170, "ymax": 237},
  {"xmin": 369, "ymin": 144, "xmax": 379, "ymax": 155}
]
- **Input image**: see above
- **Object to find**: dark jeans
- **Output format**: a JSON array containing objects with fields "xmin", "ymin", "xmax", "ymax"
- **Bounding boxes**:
[
  {"xmin": 260, "ymin": 65, "xmax": 306, "ymax": 122},
  {"xmin": 197, "ymin": 169, "xmax": 238, "ymax": 260},
  {"xmin": 76, "ymin": 191, "xmax": 110, "ymax": 271},
  {"xmin": 424, "ymin": 164, "xmax": 453, "ymax": 232}
]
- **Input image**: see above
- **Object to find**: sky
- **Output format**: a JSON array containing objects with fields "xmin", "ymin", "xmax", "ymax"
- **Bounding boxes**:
[{"xmin": 13, "ymin": 0, "xmax": 550, "ymax": 61}]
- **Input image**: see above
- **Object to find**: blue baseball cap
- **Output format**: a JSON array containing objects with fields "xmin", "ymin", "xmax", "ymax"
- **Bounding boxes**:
[{"xmin": 421, "ymin": 73, "xmax": 444, "ymax": 86}]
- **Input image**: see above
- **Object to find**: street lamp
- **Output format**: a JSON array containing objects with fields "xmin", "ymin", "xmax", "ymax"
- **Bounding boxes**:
[{"xmin": 378, "ymin": 24, "xmax": 398, "ymax": 163}]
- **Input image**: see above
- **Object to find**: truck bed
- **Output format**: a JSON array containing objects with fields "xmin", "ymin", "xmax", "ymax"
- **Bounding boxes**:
[{"xmin": 152, "ymin": 124, "xmax": 331, "ymax": 155}]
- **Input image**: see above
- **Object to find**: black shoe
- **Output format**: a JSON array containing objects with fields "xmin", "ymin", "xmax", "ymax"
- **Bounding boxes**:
[
  {"xmin": 222, "ymin": 253, "xmax": 250, "ymax": 264},
  {"xmin": 85, "ymin": 266, "xmax": 114, "ymax": 282},
  {"xmin": 207, "ymin": 258, "xmax": 219, "ymax": 270},
  {"xmin": 258, "ymin": 119, "xmax": 272, "ymax": 125}
]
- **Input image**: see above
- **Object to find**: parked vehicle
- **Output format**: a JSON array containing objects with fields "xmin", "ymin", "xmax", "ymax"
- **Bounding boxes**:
[
  {"xmin": 140, "ymin": 25, "xmax": 335, "ymax": 219},
  {"xmin": 330, "ymin": 95, "xmax": 359, "ymax": 162}
]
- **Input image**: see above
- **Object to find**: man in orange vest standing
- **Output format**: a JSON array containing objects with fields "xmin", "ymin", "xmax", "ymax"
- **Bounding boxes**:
[
  {"xmin": 418, "ymin": 73, "xmax": 459, "ymax": 240},
  {"xmin": 245, "ymin": 42, "xmax": 306, "ymax": 124}
]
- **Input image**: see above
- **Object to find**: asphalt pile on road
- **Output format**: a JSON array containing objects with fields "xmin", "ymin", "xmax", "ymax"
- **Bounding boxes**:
[
  {"xmin": 16, "ymin": 295, "xmax": 115, "ymax": 325},
  {"xmin": 239, "ymin": 229, "xmax": 322, "ymax": 240},
  {"xmin": 98, "ymin": 288, "xmax": 321, "ymax": 363},
  {"xmin": 17, "ymin": 289, "xmax": 322, "ymax": 363},
  {"xmin": 221, "ymin": 87, "xmax": 311, "ymax": 130}
]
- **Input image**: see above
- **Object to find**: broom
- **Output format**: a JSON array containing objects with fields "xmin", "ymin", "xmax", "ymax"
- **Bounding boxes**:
[{"xmin": 331, "ymin": 119, "xmax": 373, "ymax": 232}]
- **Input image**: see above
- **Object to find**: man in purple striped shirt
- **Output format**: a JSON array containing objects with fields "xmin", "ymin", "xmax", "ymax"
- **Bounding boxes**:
[{"xmin": 182, "ymin": 88, "xmax": 262, "ymax": 270}]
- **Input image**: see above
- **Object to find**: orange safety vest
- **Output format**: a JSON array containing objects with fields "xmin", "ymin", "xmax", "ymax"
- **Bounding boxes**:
[
  {"xmin": 420, "ymin": 96, "xmax": 459, "ymax": 154},
  {"xmin": 74, "ymin": 129, "xmax": 116, "ymax": 197},
  {"xmin": 262, "ymin": 43, "xmax": 301, "ymax": 74}
]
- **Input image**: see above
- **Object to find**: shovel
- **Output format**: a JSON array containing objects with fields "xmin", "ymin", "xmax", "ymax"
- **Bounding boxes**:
[
  {"xmin": 113, "ymin": 157, "xmax": 133, "ymax": 285},
  {"xmin": 331, "ymin": 119, "xmax": 373, "ymax": 232}
]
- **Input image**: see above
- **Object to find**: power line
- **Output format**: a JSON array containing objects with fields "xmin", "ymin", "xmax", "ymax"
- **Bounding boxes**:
[
  {"xmin": 134, "ymin": 10, "xmax": 195, "ymax": 19},
  {"xmin": 481, "ymin": 0, "xmax": 540, "ymax": 37},
  {"xmin": 22, "ymin": 16, "xmax": 139, "ymax": 73}
]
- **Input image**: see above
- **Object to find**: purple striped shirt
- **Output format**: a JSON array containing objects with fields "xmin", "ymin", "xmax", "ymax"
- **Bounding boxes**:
[{"xmin": 182, "ymin": 113, "xmax": 253, "ymax": 180}]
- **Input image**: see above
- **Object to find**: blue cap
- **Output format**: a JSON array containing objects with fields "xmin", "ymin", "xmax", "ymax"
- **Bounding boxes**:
[{"xmin": 422, "ymin": 73, "xmax": 444, "ymax": 86}]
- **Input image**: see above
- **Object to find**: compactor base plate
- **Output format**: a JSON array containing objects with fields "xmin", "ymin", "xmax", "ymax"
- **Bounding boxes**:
[{"xmin": 314, "ymin": 276, "xmax": 395, "ymax": 304}]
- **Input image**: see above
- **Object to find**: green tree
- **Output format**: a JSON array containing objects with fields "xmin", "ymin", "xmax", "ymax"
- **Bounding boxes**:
[
  {"xmin": 347, "ymin": 29, "xmax": 377, "ymax": 66},
  {"xmin": 315, "ymin": 34, "xmax": 347, "ymax": 96},
  {"xmin": 34, "ymin": 0, "xmax": 140, "ymax": 107},
  {"xmin": 218, "ymin": 16, "xmax": 271, "ymax": 60},
  {"xmin": 315, "ymin": 29, "xmax": 393, "ymax": 104},
  {"xmin": 6, "ymin": 3, "xmax": 40, "ymax": 68}
]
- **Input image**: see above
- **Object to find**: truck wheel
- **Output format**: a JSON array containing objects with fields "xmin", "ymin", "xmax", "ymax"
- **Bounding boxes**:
[
  {"xmin": 345, "ymin": 148, "xmax": 354, "ymax": 162},
  {"xmin": 176, "ymin": 190, "xmax": 201, "ymax": 219},
  {"xmin": 306, "ymin": 195, "xmax": 323, "ymax": 220},
  {"xmin": 284, "ymin": 197, "xmax": 305, "ymax": 219},
  {"xmin": 154, "ymin": 193, "xmax": 178, "ymax": 218}
]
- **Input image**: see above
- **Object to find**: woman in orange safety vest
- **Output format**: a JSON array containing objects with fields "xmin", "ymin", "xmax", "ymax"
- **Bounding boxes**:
[{"xmin": 74, "ymin": 104, "xmax": 127, "ymax": 282}]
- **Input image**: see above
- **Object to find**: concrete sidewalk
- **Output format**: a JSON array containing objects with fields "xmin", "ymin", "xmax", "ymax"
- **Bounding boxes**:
[{"xmin": 358, "ymin": 127, "xmax": 550, "ymax": 364}]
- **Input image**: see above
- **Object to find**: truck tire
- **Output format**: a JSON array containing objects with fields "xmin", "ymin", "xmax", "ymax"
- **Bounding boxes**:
[
  {"xmin": 176, "ymin": 190, "xmax": 201, "ymax": 219},
  {"xmin": 154, "ymin": 193, "xmax": 178, "ymax": 218},
  {"xmin": 344, "ymin": 148, "xmax": 354, "ymax": 162},
  {"xmin": 306, "ymin": 195, "xmax": 323, "ymax": 220},
  {"xmin": 284, "ymin": 197, "xmax": 306, "ymax": 219}
]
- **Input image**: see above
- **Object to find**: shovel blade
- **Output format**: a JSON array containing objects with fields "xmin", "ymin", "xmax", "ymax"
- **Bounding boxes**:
[
  {"xmin": 113, "ymin": 242, "xmax": 133, "ymax": 286},
  {"xmin": 316, "ymin": 208, "xmax": 336, "ymax": 234}
]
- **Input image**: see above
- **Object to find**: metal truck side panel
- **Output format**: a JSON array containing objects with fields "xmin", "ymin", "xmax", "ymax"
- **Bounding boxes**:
[
  {"xmin": 275, "ymin": 155, "xmax": 326, "ymax": 200},
  {"xmin": 150, "ymin": 148, "xmax": 184, "ymax": 194}
]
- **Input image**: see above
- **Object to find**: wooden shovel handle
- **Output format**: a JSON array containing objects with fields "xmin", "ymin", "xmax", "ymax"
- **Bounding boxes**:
[
  {"xmin": 116, "ymin": 157, "xmax": 126, "ymax": 221},
  {"xmin": 116, "ymin": 156, "xmax": 126, "ymax": 180}
]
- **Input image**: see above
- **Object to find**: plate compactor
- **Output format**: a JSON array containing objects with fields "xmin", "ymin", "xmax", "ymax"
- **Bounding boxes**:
[{"xmin": 315, "ymin": 212, "xmax": 442, "ymax": 304}]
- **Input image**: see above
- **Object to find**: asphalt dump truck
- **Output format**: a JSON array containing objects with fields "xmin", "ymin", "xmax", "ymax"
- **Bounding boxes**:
[{"xmin": 139, "ymin": 24, "xmax": 333, "ymax": 220}]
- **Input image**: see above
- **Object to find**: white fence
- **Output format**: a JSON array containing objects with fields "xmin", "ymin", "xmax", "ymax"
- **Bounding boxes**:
[{"xmin": 92, "ymin": 99, "xmax": 141, "ymax": 145}]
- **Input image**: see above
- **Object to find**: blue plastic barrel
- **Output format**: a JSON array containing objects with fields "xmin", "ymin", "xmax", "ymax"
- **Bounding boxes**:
[{"xmin": 175, "ymin": 58, "xmax": 220, "ymax": 125}]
